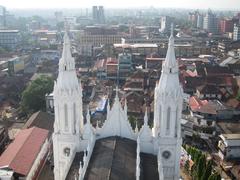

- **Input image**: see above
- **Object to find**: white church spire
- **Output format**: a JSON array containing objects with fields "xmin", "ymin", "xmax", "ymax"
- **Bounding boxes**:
[
  {"xmin": 59, "ymin": 29, "xmax": 75, "ymax": 72},
  {"xmin": 53, "ymin": 27, "xmax": 84, "ymax": 180},
  {"xmin": 163, "ymin": 24, "xmax": 178, "ymax": 72},
  {"xmin": 153, "ymin": 23, "xmax": 183, "ymax": 180}
]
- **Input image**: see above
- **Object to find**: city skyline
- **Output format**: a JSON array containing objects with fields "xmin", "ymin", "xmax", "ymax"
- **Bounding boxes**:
[{"xmin": 0, "ymin": 0, "xmax": 240, "ymax": 10}]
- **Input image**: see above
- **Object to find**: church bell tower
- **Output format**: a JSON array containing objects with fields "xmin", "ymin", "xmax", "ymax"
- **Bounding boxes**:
[
  {"xmin": 52, "ymin": 30, "xmax": 83, "ymax": 180},
  {"xmin": 153, "ymin": 25, "xmax": 183, "ymax": 180}
]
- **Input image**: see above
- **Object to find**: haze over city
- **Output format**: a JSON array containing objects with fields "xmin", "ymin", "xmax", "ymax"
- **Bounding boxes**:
[
  {"xmin": 0, "ymin": 0, "xmax": 240, "ymax": 10},
  {"xmin": 0, "ymin": 0, "xmax": 240, "ymax": 179}
]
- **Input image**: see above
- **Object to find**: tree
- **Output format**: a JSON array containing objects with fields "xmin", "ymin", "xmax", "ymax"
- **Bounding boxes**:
[
  {"xmin": 202, "ymin": 160, "xmax": 213, "ymax": 180},
  {"xmin": 236, "ymin": 89, "xmax": 240, "ymax": 100},
  {"xmin": 208, "ymin": 172, "xmax": 221, "ymax": 180},
  {"xmin": 128, "ymin": 115, "xmax": 137, "ymax": 129},
  {"xmin": 21, "ymin": 75, "xmax": 54, "ymax": 113},
  {"xmin": 196, "ymin": 154, "xmax": 206, "ymax": 179},
  {"xmin": 184, "ymin": 160, "xmax": 190, "ymax": 173}
]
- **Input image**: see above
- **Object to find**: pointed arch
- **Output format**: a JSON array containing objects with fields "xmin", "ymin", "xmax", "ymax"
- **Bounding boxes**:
[
  {"xmin": 73, "ymin": 103, "xmax": 76, "ymax": 134},
  {"xmin": 166, "ymin": 107, "xmax": 171, "ymax": 134},
  {"xmin": 64, "ymin": 104, "xmax": 68, "ymax": 131}
]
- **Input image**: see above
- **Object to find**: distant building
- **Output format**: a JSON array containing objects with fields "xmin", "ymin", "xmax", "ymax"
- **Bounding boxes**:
[
  {"xmin": 197, "ymin": 14, "xmax": 204, "ymax": 29},
  {"xmin": 0, "ymin": 6, "xmax": 6, "ymax": 29},
  {"xmin": 0, "ymin": 30, "xmax": 20, "ymax": 49},
  {"xmin": 233, "ymin": 23, "xmax": 240, "ymax": 41},
  {"xmin": 92, "ymin": 6, "xmax": 105, "ymax": 24},
  {"xmin": 218, "ymin": 134, "xmax": 240, "ymax": 160},
  {"xmin": 188, "ymin": 11, "xmax": 199, "ymax": 28},
  {"xmin": 160, "ymin": 16, "xmax": 173, "ymax": 33},
  {"xmin": 118, "ymin": 52, "xmax": 133, "ymax": 80},
  {"xmin": 54, "ymin": 11, "xmax": 63, "ymax": 23},
  {"xmin": 220, "ymin": 19, "xmax": 234, "ymax": 33},
  {"xmin": 203, "ymin": 10, "xmax": 218, "ymax": 34},
  {"xmin": 7, "ymin": 56, "xmax": 25, "ymax": 76}
]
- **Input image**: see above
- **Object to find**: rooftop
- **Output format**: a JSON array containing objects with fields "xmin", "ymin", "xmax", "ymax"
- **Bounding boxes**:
[
  {"xmin": 23, "ymin": 111, "xmax": 54, "ymax": 132},
  {"xmin": 221, "ymin": 134, "xmax": 240, "ymax": 140},
  {"xmin": 0, "ymin": 127, "xmax": 49, "ymax": 176},
  {"xmin": 84, "ymin": 136, "xmax": 136, "ymax": 180}
]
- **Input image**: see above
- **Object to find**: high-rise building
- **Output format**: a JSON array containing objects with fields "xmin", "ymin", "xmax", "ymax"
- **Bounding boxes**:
[
  {"xmin": 0, "ymin": 30, "xmax": 20, "ymax": 49},
  {"xmin": 197, "ymin": 14, "xmax": 204, "ymax": 29},
  {"xmin": 0, "ymin": 6, "xmax": 6, "ymax": 28},
  {"xmin": 233, "ymin": 23, "xmax": 240, "ymax": 41},
  {"xmin": 160, "ymin": 16, "xmax": 173, "ymax": 33},
  {"xmin": 220, "ymin": 19, "xmax": 234, "ymax": 33},
  {"xmin": 188, "ymin": 11, "xmax": 198, "ymax": 28},
  {"xmin": 92, "ymin": 6, "xmax": 105, "ymax": 24},
  {"xmin": 98, "ymin": 6, "xmax": 105, "ymax": 24},
  {"xmin": 203, "ymin": 10, "xmax": 219, "ymax": 34},
  {"xmin": 92, "ymin": 6, "xmax": 98, "ymax": 22}
]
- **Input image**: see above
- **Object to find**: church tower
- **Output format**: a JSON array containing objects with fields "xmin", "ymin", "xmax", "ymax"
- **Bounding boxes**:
[
  {"xmin": 153, "ymin": 25, "xmax": 183, "ymax": 180},
  {"xmin": 52, "ymin": 31, "xmax": 83, "ymax": 180}
]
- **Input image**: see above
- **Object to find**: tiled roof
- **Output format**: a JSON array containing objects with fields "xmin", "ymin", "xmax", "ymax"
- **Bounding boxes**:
[
  {"xmin": 196, "ymin": 84, "xmax": 220, "ymax": 94},
  {"xmin": 23, "ymin": 111, "xmax": 54, "ymax": 132},
  {"xmin": 189, "ymin": 96, "xmax": 208, "ymax": 111},
  {"xmin": 0, "ymin": 127, "xmax": 49, "ymax": 176}
]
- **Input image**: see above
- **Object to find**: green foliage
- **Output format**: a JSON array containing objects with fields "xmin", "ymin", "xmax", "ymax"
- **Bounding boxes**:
[
  {"xmin": 184, "ymin": 160, "xmax": 190, "ymax": 173},
  {"xmin": 202, "ymin": 160, "xmax": 213, "ymax": 180},
  {"xmin": 184, "ymin": 145, "xmax": 221, "ymax": 180},
  {"xmin": 21, "ymin": 75, "xmax": 54, "ymax": 113},
  {"xmin": 197, "ymin": 155, "xmax": 206, "ymax": 179},
  {"xmin": 208, "ymin": 172, "xmax": 221, "ymax": 180},
  {"xmin": 128, "ymin": 115, "xmax": 137, "ymax": 129},
  {"xmin": 236, "ymin": 89, "xmax": 240, "ymax": 100}
]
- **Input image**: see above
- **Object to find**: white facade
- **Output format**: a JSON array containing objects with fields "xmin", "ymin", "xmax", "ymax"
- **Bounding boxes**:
[
  {"xmin": 153, "ymin": 26, "xmax": 183, "ymax": 180},
  {"xmin": 53, "ymin": 31, "xmax": 85, "ymax": 180},
  {"xmin": 218, "ymin": 134, "xmax": 240, "ymax": 160},
  {"xmin": 233, "ymin": 23, "xmax": 240, "ymax": 41},
  {"xmin": 53, "ymin": 26, "xmax": 183, "ymax": 180}
]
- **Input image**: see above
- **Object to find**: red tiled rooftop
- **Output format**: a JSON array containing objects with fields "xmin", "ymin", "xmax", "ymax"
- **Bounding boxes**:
[
  {"xmin": 189, "ymin": 96, "xmax": 208, "ymax": 111},
  {"xmin": 106, "ymin": 57, "xmax": 118, "ymax": 64},
  {"xmin": 0, "ymin": 127, "xmax": 49, "ymax": 176}
]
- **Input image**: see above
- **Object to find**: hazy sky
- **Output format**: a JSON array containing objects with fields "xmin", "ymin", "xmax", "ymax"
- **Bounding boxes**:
[{"xmin": 0, "ymin": 0, "xmax": 240, "ymax": 9}]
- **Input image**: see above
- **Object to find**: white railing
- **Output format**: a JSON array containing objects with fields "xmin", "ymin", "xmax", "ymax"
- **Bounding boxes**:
[
  {"xmin": 136, "ymin": 137, "xmax": 140, "ymax": 180},
  {"xmin": 78, "ymin": 135, "xmax": 95, "ymax": 180}
]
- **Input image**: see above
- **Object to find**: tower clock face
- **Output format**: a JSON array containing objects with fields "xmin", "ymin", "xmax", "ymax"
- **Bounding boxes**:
[{"xmin": 162, "ymin": 150, "xmax": 171, "ymax": 159}]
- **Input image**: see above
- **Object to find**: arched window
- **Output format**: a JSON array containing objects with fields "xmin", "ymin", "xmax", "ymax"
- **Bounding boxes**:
[
  {"xmin": 64, "ymin": 104, "xmax": 68, "ymax": 131},
  {"xmin": 166, "ymin": 107, "xmax": 171, "ymax": 133},
  {"xmin": 73, "ymin": 103, "xmax": 76, "ymax": 134}
]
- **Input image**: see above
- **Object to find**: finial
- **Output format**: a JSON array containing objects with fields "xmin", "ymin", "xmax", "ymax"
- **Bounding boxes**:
[
  {"xmin": 170, "ymin": 23, "xmax": 174, "ymax": 37},
  {"xmin": 86, "ymin": 106, "xmax": 91, "ymax": 124},
  {"xmin": 137, "ymin": 135, "xmax": 140, "ymax": 144},
  {"xmin": 135, "ymin": 121, "xmax": 139, "ymax": 133},
  {"xmin": 124, "ymin": 98, "xmax": 127, "ymax": 111},
  {"xmin": 96, "ymin": 120, "xmax": 99, "ymax": 129},
  {"xmin": 115, "ymin": 86, "xmax": 119, "ymax": 100},
  {"xmin": 144, "ymin": 107, "xmax": 148, "ymax": 125},
  {"xmin": 107, "ymin": 99, "xmax": 110, "ymax": 111}
]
